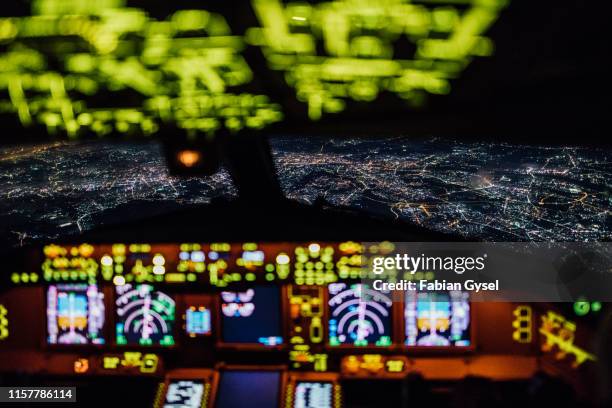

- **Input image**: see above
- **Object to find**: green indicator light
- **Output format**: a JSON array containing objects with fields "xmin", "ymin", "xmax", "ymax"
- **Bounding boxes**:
[
  {"xmin": 591, "ymin": 302, "xmax": 602, "ymax": 313},
  {"xmin": 140, "ymin": 338, "xmax": 153, "ymax": 346},
  {"xmin": 573, "ymin": 300, "xmax": 590, "ymax": 316}
]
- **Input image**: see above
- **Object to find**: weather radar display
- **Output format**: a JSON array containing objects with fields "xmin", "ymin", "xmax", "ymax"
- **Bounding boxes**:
[
  {"xmin": 46, "ymin": 283, "xmax": 105, "ymax": 345},
  {"xmin": 115, "ymin": 284, "xmax": 176, "ymax": 346},
  {"xmin": 405, "ymin": 291, "xmax": 471, "ymax": 347},
  {"xmin": 328, "ymin": 283, "xmax": 392, "ymax": 346}
]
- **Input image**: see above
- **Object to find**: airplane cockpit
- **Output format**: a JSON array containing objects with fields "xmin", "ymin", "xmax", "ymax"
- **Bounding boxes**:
[{"xmin": 0, "ymin": 1, "xmax": 610, "ymax": 407}]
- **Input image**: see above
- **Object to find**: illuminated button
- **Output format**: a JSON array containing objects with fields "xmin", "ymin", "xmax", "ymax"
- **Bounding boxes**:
[
  {"xmin": 101, "ymin": 255, "xmax": 113, "ymax": 266},
  {"xmin": 276, "ymin": 253, "xmax": 290, "ymax": 265},
  {"xmin": 344, "ymin": 356, "xmax": 360, "ymax": 373},
  {"xmin": 113, "ymin": 275, "xmax": 126, "ymax": 286},
  {"xmin": 308, "ymin": 243, "xmax": 321, "ymax": 253},
  {"xmin": 152, "ymin": 254, "xmax": 165, "ymax": 266},
  {"xmin": 573, "ymin": 301, "xmax": 590, "ymax": 316}
]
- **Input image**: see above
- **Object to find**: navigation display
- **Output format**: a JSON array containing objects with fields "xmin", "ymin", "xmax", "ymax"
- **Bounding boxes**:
[
  {"xmin": 115, "ymin": 284, "xmax": 176, "ymax": 346},
  {"xmin": 220, "ymin": 286, "xmax": 283, "ymax": 346},
  {"xmin": 328, "ymin": 283, "xmax": 392, "ymax": 347}
]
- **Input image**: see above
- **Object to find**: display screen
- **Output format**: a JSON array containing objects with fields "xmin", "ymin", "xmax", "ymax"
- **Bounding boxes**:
[
  {"xmin": 328, "ymin": 283, "xmax": 392, "ymax": 346},
  {"xmin": 163, "ymin": 380, "xmax": 205, "ymax": 408},
  {"xmin": 186, "ymin": 307, "xmax": 211, "ymax": 336},
  {"xmin": 115, "ymin": 284, "xmax": 176, "ymax": 346},
  {"xmin": 293, "ymin": 382, "xmax": 333, "ymax": 408},
  {"xmin": 404, "ymin": 291, "xmax": 471, "ymax": 347},
  {"xmin": 220, "ymin": 286, "xmax": 283, "ymax": 345},
  {"xmin": 215, "ymin": 371, "xmax": 281, "ymax": 408},
  {"xmin": 46, "ymin": 283, "xmax": 105, "ymax": 345}
]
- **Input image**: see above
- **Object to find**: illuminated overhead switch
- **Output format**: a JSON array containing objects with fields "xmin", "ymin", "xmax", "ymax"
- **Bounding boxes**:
[
  {"xmin": 0, "ymin": 4, "xmax": 283, "ymax": 139},
  {"xmin": 249, "ymin": 0, "xmax": 506, "ymax": 120},
  {"xmin": 386, "ymin": 360, "xmax": 405, "ymax": 373}
]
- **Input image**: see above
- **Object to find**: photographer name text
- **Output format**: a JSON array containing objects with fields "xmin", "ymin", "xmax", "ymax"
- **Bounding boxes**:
[{"xmin": 372, "ymin": 279, "xmax": 499, "ymax": 292}]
